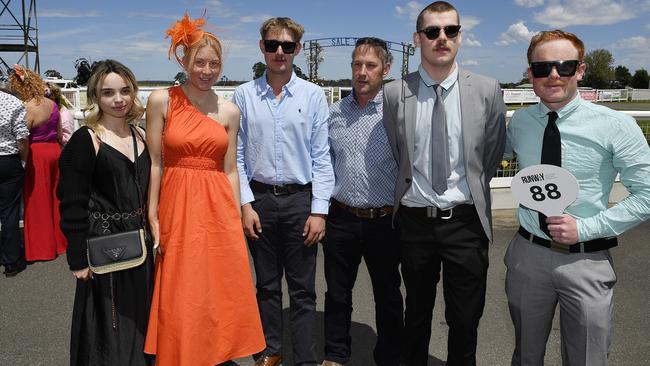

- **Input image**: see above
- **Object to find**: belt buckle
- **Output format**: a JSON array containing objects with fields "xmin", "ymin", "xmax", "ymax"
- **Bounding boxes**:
[
  {"xmin": 550, "ymin": 241, "xmax": 570, "ymax": 254},
  {"xmin": 440, "ymin": 208, "xmax": 453, "ymax": 220},
  {"xmin": 272, "ymin": 185, "xmax": 288, "ymax": 195}
]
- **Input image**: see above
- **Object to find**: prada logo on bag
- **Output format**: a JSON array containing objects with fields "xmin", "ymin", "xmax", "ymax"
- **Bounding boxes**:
[{"xmin": 103, "ymin": 246, "xmax": 126, "ymax": 261}]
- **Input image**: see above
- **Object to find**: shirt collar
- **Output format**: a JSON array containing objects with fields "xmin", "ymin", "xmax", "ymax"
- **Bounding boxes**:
[
  {"xmin": 418, "ymin": 63, "xmax": 458, "ymax": 91},
  {"xmin": 535, "ymin": 93, "xmax": 582, "ymax": 121},
  {"xmin": 349, "ymin": 88, "xmax": 383, "ymax": 107},
  {"xmin": 256, "ymin": 71, "xmax": 298, "ymax": 97}
]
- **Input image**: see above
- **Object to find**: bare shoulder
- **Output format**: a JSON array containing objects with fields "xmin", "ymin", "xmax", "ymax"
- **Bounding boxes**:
[
  {"xmin": 147, "ymin": 89, "xmax": 169, "ymax": 108},
  {"xmin": 218, "ymin": 98, "xmax": 241, "ymax": 124}
]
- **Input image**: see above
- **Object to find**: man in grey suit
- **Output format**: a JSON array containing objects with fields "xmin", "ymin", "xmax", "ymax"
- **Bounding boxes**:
[{"xmin": 383, "ymin": 2, "xmax": 506, "ymax": 365}]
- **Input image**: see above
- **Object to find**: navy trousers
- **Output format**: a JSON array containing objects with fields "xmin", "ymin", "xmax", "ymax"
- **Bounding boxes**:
[
  {"xmin": 248, "ymin": 189, "xmax": 317, "ymax": 366},
  {"xmin": 0, "ymin": 154, "xmax": 25, "ymax": 267}
]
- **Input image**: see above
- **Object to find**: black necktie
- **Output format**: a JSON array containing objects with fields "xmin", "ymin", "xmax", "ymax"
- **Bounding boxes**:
[{"xmin": 539, "ymin": 111, "xmax": 560, "ymax": 236}]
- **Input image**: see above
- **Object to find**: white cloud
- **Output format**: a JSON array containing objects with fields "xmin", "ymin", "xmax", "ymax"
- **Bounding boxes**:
[
  {"xmin": 39, "ymin": 27, "xmax": 95, "ymax": 41},
  {"xmin": 461, "ymin": 16, "xmax": 481, "ymax": 31},
  {"xmin": 127, "ymin": 12, "xmax": 178, "ymax": 20},
  {"xmin": 463, "ymin": 34, "xmax": 482, "ymax": 47},
  {"xmin": 460, "ymin": 59, "xmax": 479, "ymax": 66},
  {"xmin": 240, "ymin": 14, "xmax": 274, "ymax": 24},
  {"xmin": 39, "ymin": 9, "xmax": 101, "ymax": 18},
  {"xmin": 514, "ymin": 0, "xmax": 545, "ymax": 7},
  {"xmin": 204, "ymin": 0, "xmax": 237, "ymax": 19},
  {"xmin": 496, "ymin": 22, "xmax": 537, "ymax": 46},
  {"xmin": 611, "ymin": 35, "xmax": 650, "ymax": 48},
  {"xmin": 395, "ymin": 1, "xmax": 423, "ymax": 22},
  {"xmin": 533, "ymin": 0, "xmax": 636, "ymax": 27}
]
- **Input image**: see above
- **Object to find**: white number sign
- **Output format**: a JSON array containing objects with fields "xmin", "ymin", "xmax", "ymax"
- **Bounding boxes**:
[{"xmin": 511, "ymin": 164, "xmax": 579, "ymax": 217}]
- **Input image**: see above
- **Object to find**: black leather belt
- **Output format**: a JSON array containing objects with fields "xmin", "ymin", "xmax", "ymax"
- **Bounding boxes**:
[
  {"xmin": 518, "ymin": 226, "xmax": 617, "ymax": 254},
  {"xmin": 250, "ymin": 180, "xmax": 312, "ymax": 196},
  {"xmin": 333, "ymin": 199, "xmax": 393, "ymax": 219},
  {"xmin": 400, "ymin": 203, "xmax": 475, "ymax": 219}
]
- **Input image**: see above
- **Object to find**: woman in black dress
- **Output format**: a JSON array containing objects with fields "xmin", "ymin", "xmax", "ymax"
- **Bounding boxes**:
[{"xmin": 57, "ymin": 59, "xmax": 154, "ymax": 366}]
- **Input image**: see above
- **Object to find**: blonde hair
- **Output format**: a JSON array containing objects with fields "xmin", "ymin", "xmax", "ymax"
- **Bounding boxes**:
[
  {"xmin": 83, "ymin": 59, "xmax": 144, "ymax": 131},
  {"xmin": 8, "ymin": 68, "xmax": 46, "ymax": 103},
  {"xmin": 259, "ymin": 17, "xmax": 305, "ymax": 41}
]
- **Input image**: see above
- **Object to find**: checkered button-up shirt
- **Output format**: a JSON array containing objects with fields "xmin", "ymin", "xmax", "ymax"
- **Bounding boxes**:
[{"xmin": 328, "ymin": 89, "xmax": 397, "ymax": 208}]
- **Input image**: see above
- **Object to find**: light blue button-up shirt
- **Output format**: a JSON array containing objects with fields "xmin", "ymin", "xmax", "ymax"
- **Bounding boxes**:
[
  {"xmin": 234, "ymin": 72, "xmax": 334, "ymax": 214},
  {"xmin": 328, "ymin": 89, "xmax": 397, "ymax": 208},
  {"xmin": 401, "ymin": 64, "xmax": 472, "ymax": 209},
  {"xmin": 505, "ymin": 95, "xmax": 650, "ymax": 241}
]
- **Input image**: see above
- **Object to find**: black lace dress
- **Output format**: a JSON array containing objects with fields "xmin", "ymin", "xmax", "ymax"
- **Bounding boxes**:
[{"xmin": 58, "ymin": 126, "xmax": 154, "ymax": 366}]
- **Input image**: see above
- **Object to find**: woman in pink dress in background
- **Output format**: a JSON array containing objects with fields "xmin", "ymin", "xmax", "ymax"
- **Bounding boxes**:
[{"xmin": 9, "ymin": 65, "xmax": 66, "ymax": 262}]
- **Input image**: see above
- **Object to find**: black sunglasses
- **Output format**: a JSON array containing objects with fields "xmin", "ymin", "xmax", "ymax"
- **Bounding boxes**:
[
  {"xmin": 263, "ymin": 39, "xmax": 297, "ymax": 53},
  {"xmin": 417, "ymin": 25, "xmax": 461, "ymax": 40},
  {"xmin": 530, "ymin": 60, "xmax": 581, "ymax": 78}
]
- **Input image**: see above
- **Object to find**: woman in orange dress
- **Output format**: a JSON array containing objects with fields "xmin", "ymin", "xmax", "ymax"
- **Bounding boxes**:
[
  {"xmin": 9, "ymin": 65, "xmax": 66, "ymax": 262},
  {"xmin": 144, "ymin": 12, "xmax": 265, "ymax": 366}
]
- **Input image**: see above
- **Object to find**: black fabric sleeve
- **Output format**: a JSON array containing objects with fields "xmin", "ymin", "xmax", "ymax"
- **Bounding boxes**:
[{"xmin": 57, "ymin": 127, "xmax": 96, "ymax": 270}]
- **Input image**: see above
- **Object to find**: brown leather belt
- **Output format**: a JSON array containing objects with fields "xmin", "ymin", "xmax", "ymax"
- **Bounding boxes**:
[
  {"xmin": 518, "ymin": 226, "xmax": 617, "ymax": 254},
  {"xmin": 250, "ymin": 180, "xmax": 311, "ymax": 196},
  {"xmin": 333, "ymin": 199, "xmax": 393, "ymax": 219}
]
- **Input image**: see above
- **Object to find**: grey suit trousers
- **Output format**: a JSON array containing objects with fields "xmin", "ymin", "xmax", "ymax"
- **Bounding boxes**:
[{"xmin": 504, "ymin": 233, "xmax": 617, "ymax": 366}]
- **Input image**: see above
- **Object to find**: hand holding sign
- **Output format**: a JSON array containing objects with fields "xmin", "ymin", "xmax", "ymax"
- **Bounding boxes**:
[{"xmin": 511, "ymin": 164, "xmax": 579, "ymax": 217}]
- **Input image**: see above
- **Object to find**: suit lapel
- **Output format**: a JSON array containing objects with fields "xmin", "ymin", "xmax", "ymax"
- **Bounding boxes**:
[
  {"xmin": 458, "ymin": 69, "xmax": 474, "ymax": 168},
  {"xmin": 404, "ymin": 73, "xmax": 419, "ymax": 166}
]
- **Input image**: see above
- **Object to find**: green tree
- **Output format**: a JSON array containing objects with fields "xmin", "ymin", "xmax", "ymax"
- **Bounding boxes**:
[
  {"xmin": 582, "ymin": 49, "xmax": 614, "ymax": 89},
  {"xmin": 293, "ymin": 65, "xmax": 308, "ymax": 80},
  {"xmin": 614, "ymin": 65, "xmax": 632, "ymax": 88},
  {"xmin": 252, "ymin": 62, "xmax": 266, "ymax": 79},
  {"xmin": 44, "ymin": 69, "xmax": 62, "ymax": 79},
  {"xmin": 631, "ymin": 68, "xmax": 650, "ymax": 89},
  {"xmin": 174, "ymin": 72, "xmax": 187, "ymax": 85}
]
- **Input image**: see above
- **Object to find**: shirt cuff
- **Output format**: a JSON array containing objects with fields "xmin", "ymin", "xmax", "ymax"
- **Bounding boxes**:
[
  {"xmin": 311, "ymin": 197, "xmax": 330, "ymax": 215},
  {"xmin": 240, "ymin": 185, "xmax": 254, "ymax": 206}
]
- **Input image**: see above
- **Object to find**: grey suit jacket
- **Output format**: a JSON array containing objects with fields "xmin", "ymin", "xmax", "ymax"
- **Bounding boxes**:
[{"xmin": 383, "ymin": 69, "xmax": 506, "ymax": 242}]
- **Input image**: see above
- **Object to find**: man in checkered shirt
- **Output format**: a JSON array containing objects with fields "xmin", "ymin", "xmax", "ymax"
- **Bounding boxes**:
[{"xmin": 321, "ymin": 37, "xmax": 403, "ymax": 366}]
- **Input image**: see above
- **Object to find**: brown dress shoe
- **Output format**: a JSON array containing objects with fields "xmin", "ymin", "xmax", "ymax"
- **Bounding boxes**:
[
  {"xmin": 321, "ymin": 361, "xmax": 343, "ymax": 366},
  {"xmin": 255, "ymin": 354, "xmax": 282, "ymax": 366}
]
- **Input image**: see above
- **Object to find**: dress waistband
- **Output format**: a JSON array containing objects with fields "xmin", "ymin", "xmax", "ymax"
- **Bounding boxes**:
[{"xmin": 166, "ymin": 156, "xmax": 222, "ymax": 170}]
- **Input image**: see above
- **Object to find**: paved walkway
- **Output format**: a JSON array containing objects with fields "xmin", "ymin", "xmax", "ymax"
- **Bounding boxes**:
[{"xmin": 1, "ymin": 209, "xmax": 648, "ymax": 365}]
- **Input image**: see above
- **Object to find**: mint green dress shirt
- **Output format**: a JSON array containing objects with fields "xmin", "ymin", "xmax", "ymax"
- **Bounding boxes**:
[{"xmin": 504, "ymin": 95, "xmax": 650, "ymax": 241}]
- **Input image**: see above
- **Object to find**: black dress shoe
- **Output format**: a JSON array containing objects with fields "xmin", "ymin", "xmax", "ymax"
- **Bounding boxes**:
[{"xmin": 4, "ymin": 262, "xmax": 26, "ymax": 277}]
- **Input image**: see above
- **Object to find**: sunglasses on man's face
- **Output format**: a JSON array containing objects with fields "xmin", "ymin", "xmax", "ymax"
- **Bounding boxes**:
[
  {"xmin": 417, "ymin": 25, "xmax": 462, "ymax": 40},
  {"xmin": 529, "ymin": 60, "xmax": 581, "ymax": 78},
  {"xmin": 263, "ymin": 40, "xmax": 297, "ymax": 54}
]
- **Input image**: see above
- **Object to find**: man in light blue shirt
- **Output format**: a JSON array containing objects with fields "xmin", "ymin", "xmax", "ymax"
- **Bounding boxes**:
[
  {"xmin": 234, "ymin": 17, "xmax": 333, "ymax": 366},
  {"xmin": 504, "ymin": 30, "xmax": 650, "ymax": 366}
]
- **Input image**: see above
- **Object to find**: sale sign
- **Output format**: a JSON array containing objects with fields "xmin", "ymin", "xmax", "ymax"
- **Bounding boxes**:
[{"xmin": 511, "ymin": 164, "xmax": 579, "ymax": 217}]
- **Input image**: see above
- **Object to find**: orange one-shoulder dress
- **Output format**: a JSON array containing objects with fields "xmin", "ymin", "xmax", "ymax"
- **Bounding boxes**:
[{"xmin": 144, "ymin": 86, "xmax": 265, "ymax": 365}]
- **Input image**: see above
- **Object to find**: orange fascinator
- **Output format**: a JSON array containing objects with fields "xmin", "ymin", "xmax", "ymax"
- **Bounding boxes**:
[
  {"xmin": 166, "ymin": 11, "xmax": 207, "ymax": 64},
  {"xmin": 13, "ymin": 64, "xmax": 26, "ymax": 81}
]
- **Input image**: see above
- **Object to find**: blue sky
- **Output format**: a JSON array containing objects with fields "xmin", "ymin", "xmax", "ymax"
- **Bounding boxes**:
[{"xmin": 11, "ymin": 0, "xmax": 650, "ymax": 83}]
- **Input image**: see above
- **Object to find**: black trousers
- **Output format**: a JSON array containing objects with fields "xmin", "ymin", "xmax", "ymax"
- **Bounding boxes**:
[
  {"xmin": 0, "ymin": 154, "xmax": 25, "ymax": 266},
  {"xmin": 322, "ymin": 203, "xmax": 403, "ymax": 366},
  {"xmin": 398, "ymin": 205, "xmax": 489, "ymax": 366},
  {"xmin": 248, "ymin": 189, "xmax": 317, "ymax": 366}
]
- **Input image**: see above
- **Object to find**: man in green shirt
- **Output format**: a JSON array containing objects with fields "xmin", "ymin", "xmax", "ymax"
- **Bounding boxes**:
[{"xmin": 504, "ymin": 30, "xmax": 650, "ymax": 366}]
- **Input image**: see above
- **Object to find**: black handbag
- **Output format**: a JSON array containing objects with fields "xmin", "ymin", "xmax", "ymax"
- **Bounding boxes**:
[{"xmin": 86, "ymin": 126, "xmax": 147, "ymax": 274}]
